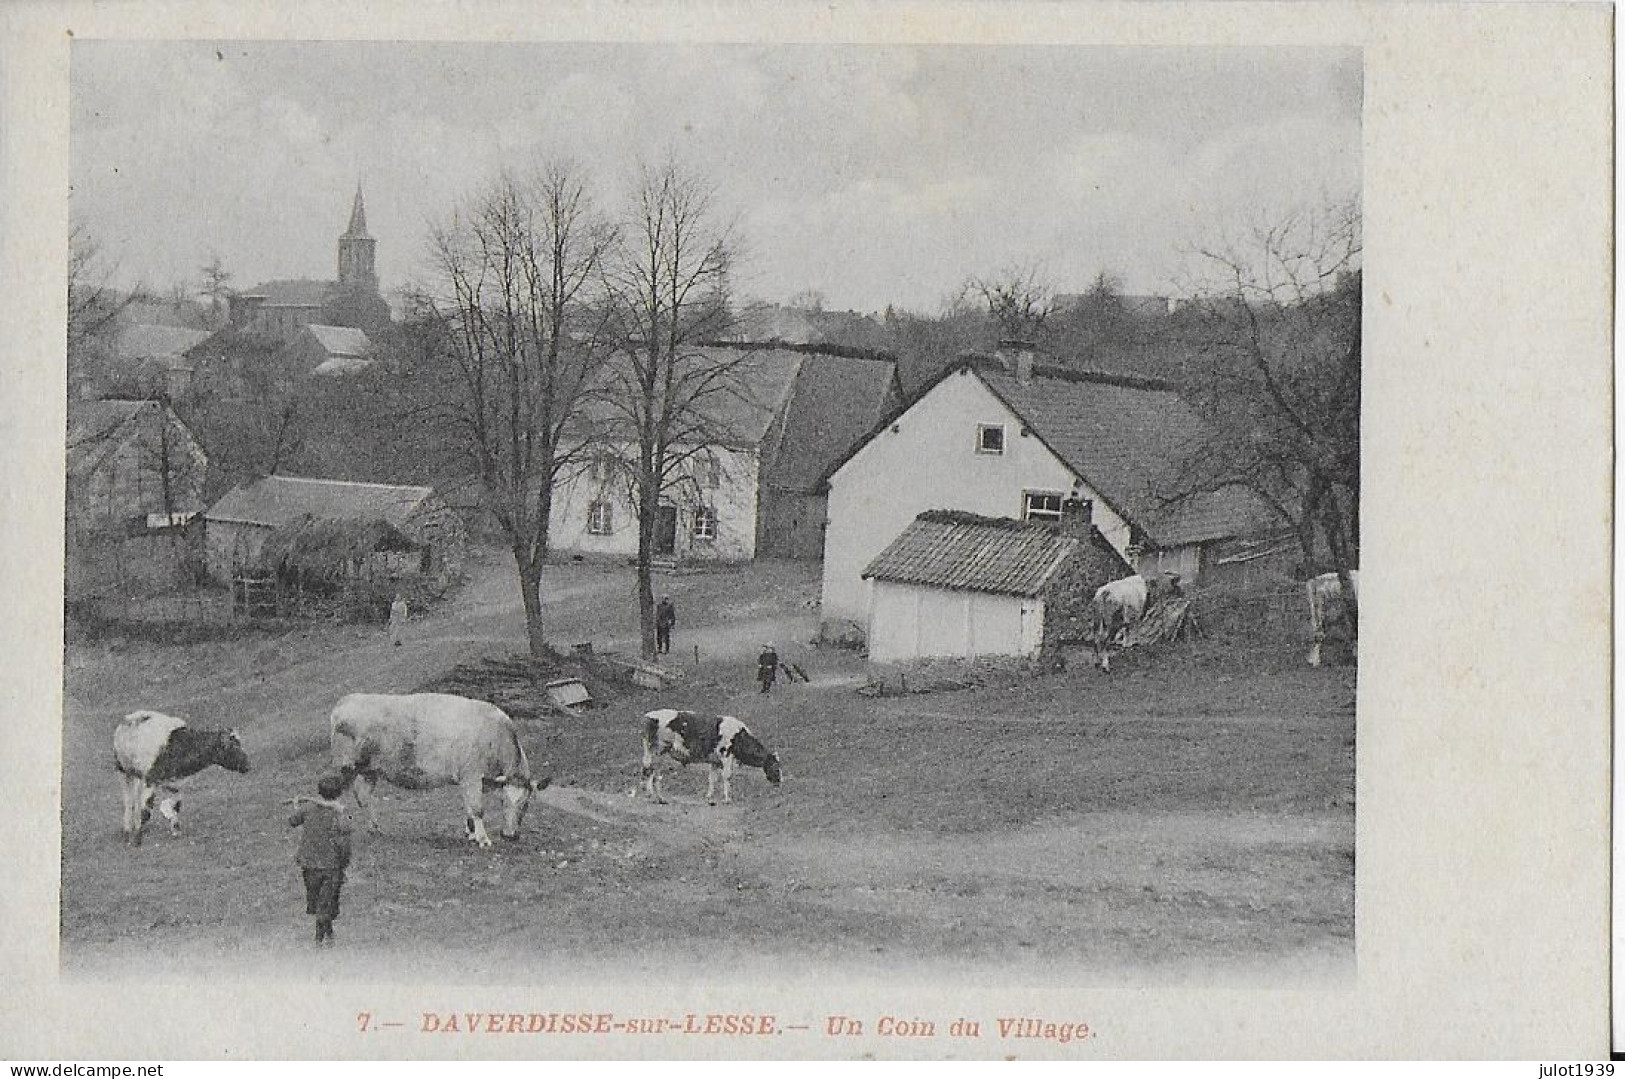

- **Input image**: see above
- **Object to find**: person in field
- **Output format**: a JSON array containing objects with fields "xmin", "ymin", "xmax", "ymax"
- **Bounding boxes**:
[
  {"xmin": 757, "ymin": 643, "xmax": 779, "ymax": 694},
  {"xmin": 289, "ymin": 774, "xmax": 353, "ymax": 946},
  {"xmin": 656, "ymin": 596, "xmax": 677, "ymax": 655},
  {"xmin": 388, "ymin": 592, "xmax": 409, "ymax": 647}
]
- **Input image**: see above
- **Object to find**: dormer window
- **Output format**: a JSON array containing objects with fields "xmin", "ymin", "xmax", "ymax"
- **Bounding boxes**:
[{"xmin": 976, "ymin": 423, "xmax": 1006, "ymax": 455}]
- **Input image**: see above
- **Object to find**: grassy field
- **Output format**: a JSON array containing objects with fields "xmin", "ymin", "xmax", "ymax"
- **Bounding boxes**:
[{"xmin": 61, "ymin": 550, "xmax": 1354, "ymax": 985}]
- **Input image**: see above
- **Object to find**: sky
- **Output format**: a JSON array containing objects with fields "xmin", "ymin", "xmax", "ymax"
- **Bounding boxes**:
[{"xmin": 70, "ymin": 42, "xmax": 1360, "ymax": 314}]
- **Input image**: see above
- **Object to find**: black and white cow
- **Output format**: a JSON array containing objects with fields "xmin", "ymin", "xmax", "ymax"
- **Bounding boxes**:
[
  {"xmin": 113, "ymin": 710, "xmax": 251, "ymax": 846},
  {"xmin": 641, "ymin": 708, "xmax": 781, "ymax": 806}
]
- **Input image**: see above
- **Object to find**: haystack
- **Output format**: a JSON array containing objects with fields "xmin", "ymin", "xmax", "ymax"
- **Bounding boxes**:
[{"xmin": 251, "ymin": 515, "xmax": 422, "ymax": 584}]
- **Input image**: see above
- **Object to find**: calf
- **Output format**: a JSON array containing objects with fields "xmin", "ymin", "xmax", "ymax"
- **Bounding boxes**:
[
  {"xmin": 1092, "ymin": 574, "xmax": 1149, "ymax": 672},
  {"xmin": 641, "ymin": 708, "xmax": 781, "ymax": 806},
  {"xmin": 113, "ymin": 710, "xmax": 251, "ymax": 846}
]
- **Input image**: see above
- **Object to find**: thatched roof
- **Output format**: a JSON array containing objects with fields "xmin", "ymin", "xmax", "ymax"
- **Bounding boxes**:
[{"xmin": 251, "ymin": 516, "xmax": 422, "ymax": 579}]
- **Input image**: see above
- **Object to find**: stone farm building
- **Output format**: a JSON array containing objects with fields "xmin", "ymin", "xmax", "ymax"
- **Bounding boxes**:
[
  {"xmin": 203, "ymin": 475, "xmax": 466, "ymax": 588},
  {"xmin": 65, "ymin": 399, "xmax": 209, "ymax": 598},
  {"xmin": 862, "ymin": 506, "xmax": 1131, "ymax": 665},
  {"xmin": 549, "ymin": 344, "xmax": 901, "ymax": 564},
  {"xmin": 818, "ymin": 344, "xmax": 1284, "ymax": 638}
]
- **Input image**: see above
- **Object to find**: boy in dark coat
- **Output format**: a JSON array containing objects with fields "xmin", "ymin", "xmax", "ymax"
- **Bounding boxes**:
[
  {"xmin": 655, "ymin": 596, "xmax": 677, "ymax": 655},
  {"xmin": 290, "ymin": 774, "xmax": 353, "ymax": 946},
  {"xmin": 757, "ymin": 643, "xmax": 779, "ymax": 694}
]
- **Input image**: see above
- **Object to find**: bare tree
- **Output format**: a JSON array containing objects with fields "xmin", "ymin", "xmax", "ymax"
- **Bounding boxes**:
[
  {"xmin": 1168, "ymin": 200, "xmax": 1362, "ymax": 611},
  {"xmin": 414, "ymin": 162, "xmax": 614, "ymax": 656},
  {"xmin": 968, "ymin": 260, "xmax": 1056, "ymax": 341},
  {"xmin": 600, "ymin": 160, "xmax": 746, "ymax": 658},
  {"xmin": 68, "ymin": 224, "xmax": 147, "ymax": 394},
  {"xmin": 199, "ymin": 254, "xmax": 234, "ymax": 328}
]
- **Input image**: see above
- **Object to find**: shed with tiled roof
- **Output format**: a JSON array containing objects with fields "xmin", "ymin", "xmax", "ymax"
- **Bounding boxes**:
[{"xmin": 860, "ymin": 507, "xmax": 1130, "ymax": 664}]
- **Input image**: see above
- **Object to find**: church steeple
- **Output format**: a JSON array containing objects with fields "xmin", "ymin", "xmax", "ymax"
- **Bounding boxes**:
[
  {"xmin": 343, "ymin": 184, "xmax": 370, "ymax": 239},
  {"xmin": 337, "ymin": 183, "xmax": 376, "ymax": 289}
]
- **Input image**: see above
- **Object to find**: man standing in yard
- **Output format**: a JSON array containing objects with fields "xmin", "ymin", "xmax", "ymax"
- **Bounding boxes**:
[
  {"xmin": 757, "ymin": 643, "xmax": 779, "ymax": 694},
  {"xmin": 656, "ymin": 596, "xmax": 677, "ymax": 655},
  {"xmin": 388, "ymin": 591, "xmax": 408, "ymax": 647}
]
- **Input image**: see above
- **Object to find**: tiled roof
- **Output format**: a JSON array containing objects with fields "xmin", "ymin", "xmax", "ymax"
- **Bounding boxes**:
[
  {"xmin": 238, "ymin": 279, "xmax": 332, "ymax": 307},
  {"xmin": 863, "ymin": 510, "xmax": 1117, "ymax": 598},
  {"xmin": 206, "ymin": 475, "xmax": 433, "ymax": 528},
  {"xmin": 306, "ymin": 324, "xmax": 372, "ymax": 358},
  {"xmin": 577, "ymin": 345, "xmax": 804, "ymax": 447},
  {"xmin": 763, "ymin": 352, "xmax": 899, "ymax": 492},
  {"xmin": 975, "ymin": 364, "xmax": 1273, "ymax": 546},
  {"xmin": 114, "ymin": 324, "xmax": 211, "ymax": 362},
  {"xmin": 66, "ymin": 400, "xmax": 148, "ymax": 476}
]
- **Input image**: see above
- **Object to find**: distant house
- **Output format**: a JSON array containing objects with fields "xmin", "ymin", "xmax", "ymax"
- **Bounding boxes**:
[
  {"xmin": 110, "ymin": 324, "xmax": 212, "ymax": 399},
  {"xmin": 548, "ymin": 344, "xmax": 900, "ymax": 564},
  {"xmin": 65, "ymin": 400, "xmax": 209, "ymax": 598},
  {"xmin": 67, "ymin": 400, "xmax": 209, "ymax": 538},
  {"xmin": 203, "ymin": 475, "xmax": 466, "ymax": 587},
  {"xmin": 279, "ymin": 324, "xmax": 375, "ymax": 377},
  {"xmin": 818, "ymin": 343, "xmax": 1281, "ymax": 636},
  {"xmin": 861, "ymin": 507, "xmax": 1130, "ymax": 665}
]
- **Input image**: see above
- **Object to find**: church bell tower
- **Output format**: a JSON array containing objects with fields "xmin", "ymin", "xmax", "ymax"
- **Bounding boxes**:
[{"xmin": 337, "ymin": 184, "xmax": 377, "ymax": 290}]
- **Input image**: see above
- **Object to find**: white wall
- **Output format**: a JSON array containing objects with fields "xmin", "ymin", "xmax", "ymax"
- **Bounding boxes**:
[
  {"xmin": 866, "ymin": 580, "xmax": 1044, "ymax": 663},
  {"xmin": 549, "ymin": 443, "xmax": 760, "ymax": 563},
  {"xmin": 821, "ymin": 369, "xmax": 1131, "ymax": 626}
]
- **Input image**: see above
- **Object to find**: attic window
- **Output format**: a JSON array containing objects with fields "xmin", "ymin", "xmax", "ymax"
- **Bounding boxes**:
[
  {"xmin": 1023, "ymin": 491, "xmax": 1064, "ymax": 523},
  {"xmin": 976, "ymin": 424, "xmax": 1005, "ymax": 455},
  {"xmin": 588, "ymin": 500, "xmax": 614, "ymax": 535}
]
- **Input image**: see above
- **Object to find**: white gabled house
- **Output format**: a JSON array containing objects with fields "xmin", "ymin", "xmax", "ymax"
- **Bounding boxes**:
[
  {"xmin": 818, "ymin": 344, "xmax": 1278, "ymax": 638},
  {"xmin": 547, "ymin": 344, "xmax": 900, "ymax": 564}
]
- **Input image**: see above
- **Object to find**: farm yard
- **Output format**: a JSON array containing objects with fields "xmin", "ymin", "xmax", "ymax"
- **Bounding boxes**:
[{"xmin": 61, "ymin": 546, "xmax": 1354, "ymax": 985}]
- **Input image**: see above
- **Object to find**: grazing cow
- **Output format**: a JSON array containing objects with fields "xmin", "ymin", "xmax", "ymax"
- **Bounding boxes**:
[
  {"xmin": 328, "ymin": 692, "xmax": 547, "ymax": 848},
  {"xmin": 113, "ymin": 711, "xmax": 251, "ymax": 847},
  {"xmin": 641, "ymin": 708, "xmax": 781, "ymax": 806},
  {"xmin": 1092, "ymin": 574, "xmax": 1149, "ymax": 672},
  {"xmin": 1307, "ymin": 570, "xmax": 1361, "ymax": 667}
]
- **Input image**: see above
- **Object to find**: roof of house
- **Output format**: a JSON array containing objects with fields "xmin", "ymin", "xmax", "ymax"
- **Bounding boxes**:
[
  {"xmin": 974, "ymin": 362, "xmax": 1272, "ymax": 545},
  {"xmin": 306, "ymin": 324, "xmax": 372, "ymax": 358},
  {"xmin": 66, "ymin": 400, "xmax": 150, "ymax": 477},
  {"xmin": 862, "ymin": 510, "xmax": 1128, "ymax": 598},
  {"xmin": 576, "ymin": 345, "xmax": 805, "ymax": 447},
  {"xmin": 114, "ymin": 324, "xmax": 212, "ymax": 363},
  {"xmin": 206, "ymin": 474, "xmax": 434, "ymax": 528},
  {"xmin": 237, "ymin": 279, "xmax": 332, "ymax": 307},
  {"xmin": 762, "ymin": 351, "xmax": 900, "ymax": 492},
  {"xmin": 824, "ymin": 357, "xmax": 1275, "ymax": 547}
]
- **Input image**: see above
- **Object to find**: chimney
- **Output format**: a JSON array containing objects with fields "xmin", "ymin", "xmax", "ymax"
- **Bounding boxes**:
[
  {"xmin": 996, "ymin": 338, "xmax": 1037, "ymax": 384},
  {"xmin": 1059, "ymin": 496, "xmax": 1093, "ymax": 539}
]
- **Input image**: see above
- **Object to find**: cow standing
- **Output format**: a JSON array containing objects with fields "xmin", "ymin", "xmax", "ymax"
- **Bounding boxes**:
[
  {"xmin": 1092, "ymin": 574, "xmax": 1149, "ymax": 672},
  {"xmin": 113, "ymin": 711, "xmax": 251, "ymax": 846},
  {"xmin": 1307, "ymin": 570, "xmax": 1360, "ymax": 667},
  {"xmin": 328, "ymin": 692, "xmax": 547, "ymax": 848},
  {"xmin": 641, "ymin": 708, "xmax": 782, "ymax": 805}
]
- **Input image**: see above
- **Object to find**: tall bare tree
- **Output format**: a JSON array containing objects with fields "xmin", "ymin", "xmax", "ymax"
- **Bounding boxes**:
[
  {"xmin": 968, "ymin": 260, "xmax": 1056, "ymax": 342},
  {"xmin": 68, "ymin": 223, "xmax": 147, "ymax": 395},
  {"xmin": 1168, "ymin": 199, "xmax": 1362, "ymax": 611},
  {"xmin": 600, "ymin": 160, "xmax": 745, "ymax": 657},
  {"xmin": 414, "ymin": 163, "xmax": 614, "ymax": 655},
  {"xmin": 199, "ymin": 254, "xmax": 234, "ymax": 328}
]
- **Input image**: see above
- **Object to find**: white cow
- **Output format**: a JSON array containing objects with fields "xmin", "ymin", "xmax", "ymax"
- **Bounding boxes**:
[
  {"xmin": 1307, "ymin": 570, "xmax": 1361, "ymax": 667},
  {"xmin": 113, "ymin": 711, "xmax": 251, "ymax": 846},
  {"xmin": 328, "ymin": 693, "xmax": 548, "ymax": 848},
  {"xmin": 1092, "ymin": 574, "xmax": 1149, "ymax": 672},
  {"xmin": 641, "ymin": 708, "xmax": 782, "ymax": 805}
]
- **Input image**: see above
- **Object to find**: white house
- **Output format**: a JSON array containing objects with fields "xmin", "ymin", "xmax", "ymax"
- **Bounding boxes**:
[
  {"xmin": 548, "ymin": 344, "xmax": 900, "ymax": 564},
  {"xmin": 862, "ymin": 508, "xmax": 1130, "ymax": 664},
  {"xmin": 818, "ymin": 345, "xmax": 1274, "ymax": 637}
]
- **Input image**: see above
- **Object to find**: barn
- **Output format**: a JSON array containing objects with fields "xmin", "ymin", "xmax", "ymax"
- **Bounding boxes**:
[
  {"xmin": 203, "ymin": 475, "xmax": 467, "ymax": 589},
  {"xmin": 861, "ymin": 505, "xmax": 1130, "ymax": 665}
]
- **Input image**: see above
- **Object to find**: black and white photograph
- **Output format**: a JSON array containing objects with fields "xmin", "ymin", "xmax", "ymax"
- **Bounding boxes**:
[
  {"xmin": 62, "ymin": 38, "xmax": 1361, "ymax": 983},
  {"xmin": 2, "ymin": 1, "xmax": 1610, "ymax": 1062}
]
